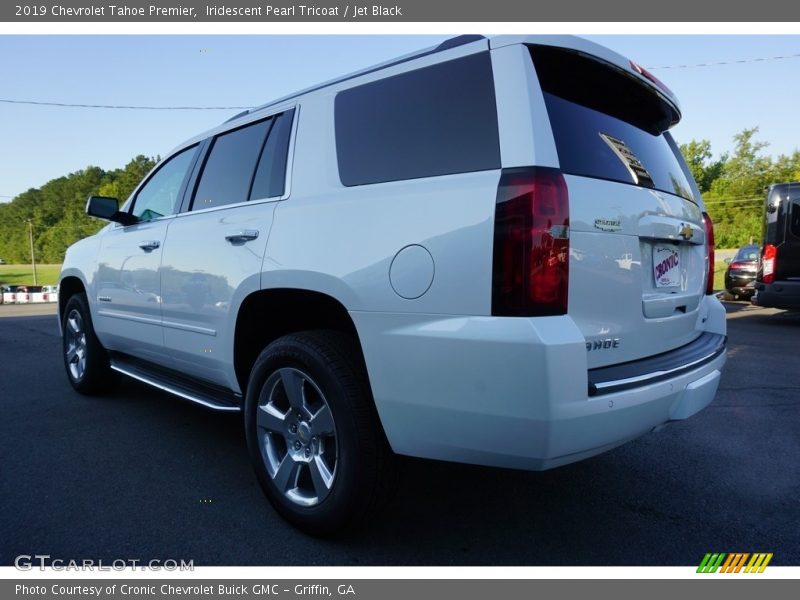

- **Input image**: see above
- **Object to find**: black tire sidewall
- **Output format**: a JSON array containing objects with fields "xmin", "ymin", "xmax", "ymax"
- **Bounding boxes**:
[
  {"xmin": 244, "ymin": 333, "xmax": 375, "ymax": 535},
  {"xmin": 62, "ymin": 292, "xmax": 112, "ymax": 394}
]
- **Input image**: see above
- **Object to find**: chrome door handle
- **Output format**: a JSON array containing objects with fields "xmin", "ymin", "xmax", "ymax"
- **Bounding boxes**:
[
  {"xmin": 225, "ymin": 230, "xmax": 260, "ymax": 243},
  {"xmin": 138, "ymin": 240, "xmax": 161, "ymax": 252}
]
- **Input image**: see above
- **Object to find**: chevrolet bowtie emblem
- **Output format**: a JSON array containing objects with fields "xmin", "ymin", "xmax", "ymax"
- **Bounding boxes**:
[{"xmin": 678, "ymin": 224, "xmax": 693, "ymax": 240}]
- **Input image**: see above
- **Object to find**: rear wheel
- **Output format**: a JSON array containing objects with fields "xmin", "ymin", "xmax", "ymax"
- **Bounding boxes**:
[
  {"xmin": 244, "ymin": 330, "xmax": 394, "ymax": 535},
  {"xmin": 62, "ymin": 293, "xmax": 117, "ymax": 394}
]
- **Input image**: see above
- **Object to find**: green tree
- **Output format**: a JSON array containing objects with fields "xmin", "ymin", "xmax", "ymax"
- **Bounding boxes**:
[
  {"xmin": 0, "ymin": 155, "xmax": 157, "ymax": 265},
  {"xmin": 679, "ymin": 139, "xmax": 725, "ymax": 193}
]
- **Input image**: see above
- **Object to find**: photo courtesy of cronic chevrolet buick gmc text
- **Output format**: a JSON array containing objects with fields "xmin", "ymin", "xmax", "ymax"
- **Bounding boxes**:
[{"xmin": 58, "ymin": 35, "xmax": 727, "ymax": 535}]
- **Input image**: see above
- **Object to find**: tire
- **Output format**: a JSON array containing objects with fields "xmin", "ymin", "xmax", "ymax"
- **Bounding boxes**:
[
  {"xmin": 244, "ymin": 330, "xmax": 395, "ymax": 536},
  {"xmin": 62, "ymin": 292, "xmax": 117, "ymax": 395}
]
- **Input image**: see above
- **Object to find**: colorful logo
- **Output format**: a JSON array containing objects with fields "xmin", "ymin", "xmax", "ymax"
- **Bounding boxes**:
[{"xmin": 697, "ymin": 553, "xmax": 773, "ymax": 573}]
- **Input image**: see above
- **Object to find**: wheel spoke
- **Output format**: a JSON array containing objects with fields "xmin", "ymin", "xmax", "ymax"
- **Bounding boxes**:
[
  {"xmin": 257, "ymin": 404, "xmax": 286, "ymax": 433},
  {"xmin": 68, "ymin": 316, "xmax": 81, "ymax": 335},
  {"xmin": 66, "ymin": 346, "xmax": 78, "ymax": 364},
  {"xmin": 310, "ymin": 404, "xmax": 335, "ymax": 436},
  {"xmin": 272, "ymin": 455, "xmax": 302, "ymax": 492},
  {"xmin": 309, "ymin": 456, "xmax": 334, "ymax": 499},
  {"xmin": 280, "ymin": 369, "xmax": 306, "ymax": 412}
]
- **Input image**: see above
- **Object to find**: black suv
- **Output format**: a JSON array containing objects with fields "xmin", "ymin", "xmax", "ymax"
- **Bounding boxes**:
[{"xmin": 753, "ymin": 182, "xmax": 800, "ymax": 310}]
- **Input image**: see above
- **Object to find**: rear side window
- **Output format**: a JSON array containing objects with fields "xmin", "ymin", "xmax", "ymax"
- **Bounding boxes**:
[
  {"xmin": 529, "ymin": 45, "xmax": 694, "ymax": 200},
  {"xmin": 791, "ymin": 186, "xmax": 800, "ymax": 239},
  {"xmin": 192, "ymin": 110, "xmax": 294, "ymax": 211},
  {"xmin": 335, "ymin": 52, "xmax": 501, "ymax": 186}
]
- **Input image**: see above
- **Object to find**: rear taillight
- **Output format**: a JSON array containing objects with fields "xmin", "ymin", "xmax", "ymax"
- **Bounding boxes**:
[
  {"xmin": 762, "ymin": 244, "xmax": 777, "ymax": 284},
  {"xmin": 492, "ymin": 167, "xmax": 569, "ymax": 316},
  {"xmin": 729, "ymin": 262, "xmax": 748, "ymax": 270},
  {"xmin": 702, "ymin": 212, "xmax": 715, "ymax": 295}
]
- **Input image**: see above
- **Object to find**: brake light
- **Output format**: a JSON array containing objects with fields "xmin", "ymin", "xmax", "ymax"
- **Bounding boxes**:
[
  {"xmin": 729, "ymin": 262, "xmax": 749, "ymax": 270},
  {"xmin": 702, "ymin": 212, "xmax": 715, "ymax": 295},
  {"xmin": 762, "ymin": 244, "xmax": 777, "ymax": 284},
  {"xmin": 492, "ymin": 167, "xmax": 569, "ymax": 316}
]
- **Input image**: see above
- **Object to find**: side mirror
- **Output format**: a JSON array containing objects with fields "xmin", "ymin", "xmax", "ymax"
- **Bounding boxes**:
[
  {"xmin": 85, "ymin": 196, "xmax": 138, "ymax": 226},
  {"xmin": 724, "ymin": 258, "xmax": 732, "ymax": 264}
]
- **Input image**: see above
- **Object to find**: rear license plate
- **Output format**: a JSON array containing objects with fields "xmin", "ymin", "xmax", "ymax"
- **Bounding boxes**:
[{"xmin": 653, "ymin": 245, "xmax": 680, "ymax": 288}]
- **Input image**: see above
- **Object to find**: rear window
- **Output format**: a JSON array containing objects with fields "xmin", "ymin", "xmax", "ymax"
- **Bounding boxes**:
[
  {"xmin": 335, "ymin": 52, "xmax": 501, "ymax": 186},
  {"xmin": 529, "ymin": 45, "xmax": 694, "ymax": 200}
]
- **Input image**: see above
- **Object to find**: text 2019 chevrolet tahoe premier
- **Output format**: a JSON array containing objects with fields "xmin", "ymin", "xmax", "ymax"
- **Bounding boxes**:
[{"xmin": 58, "ymin": 35, "xmax": 726, "ymax": 534}]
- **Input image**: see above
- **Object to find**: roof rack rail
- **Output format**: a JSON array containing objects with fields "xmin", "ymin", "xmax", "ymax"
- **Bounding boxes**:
[
  {"xmin": 435, "ymin": 35, "xmax": 486, "ymax": 52},
  {"xmin": 224, "ymin": 109, "xmax": 251, "ymax": 123},
  {"xmin": 224, "ymin": 35, "xmax": 487, "ymax": 126}
]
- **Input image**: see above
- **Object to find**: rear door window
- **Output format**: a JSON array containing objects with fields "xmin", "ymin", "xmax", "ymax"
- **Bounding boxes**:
[
  {"xmin": 529, "ymin": 45, "xmax": 694, "ymax": 200},
  {"xmin": 191, "ymin": 109, "xmax": 294, "ymax": 211},
  {"xmin": 250, "ymin": 110, "xmax": 294, "ymax": 200}
]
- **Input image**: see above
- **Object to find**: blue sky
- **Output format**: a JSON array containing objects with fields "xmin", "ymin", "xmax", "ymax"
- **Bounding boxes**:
[{"xmin": 1, "ymin": 34, "xmax": 799, "ymax": 201}]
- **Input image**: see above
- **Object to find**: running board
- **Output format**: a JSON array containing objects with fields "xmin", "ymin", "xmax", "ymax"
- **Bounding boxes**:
[{"xmin": 110, "ymin": 354, "xmax": 241, "ymax": 412}]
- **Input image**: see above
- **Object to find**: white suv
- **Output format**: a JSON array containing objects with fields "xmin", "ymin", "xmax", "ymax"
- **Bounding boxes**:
[{"xmin": 59, "ymin": 35, "xmax": 726, "ymax": 534}]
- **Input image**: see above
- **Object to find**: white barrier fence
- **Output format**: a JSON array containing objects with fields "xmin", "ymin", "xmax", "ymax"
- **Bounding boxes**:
[{"xmin": 1, "ymin": 289, "xmax": 59, "ymax": 304}]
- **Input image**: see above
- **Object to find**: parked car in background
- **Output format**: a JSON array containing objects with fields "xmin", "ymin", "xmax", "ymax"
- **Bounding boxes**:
[
  {"xmin": 16, "ymin": 285, "xmax": 43, "ymax": 304},
  {"xmin": 2, "ymin": 285, "xmax": 20, "ymax": 304},
  {"xmin": 724, "ymin": 244, "xmax": 760, "ymax": 299},
  {"xmin": 754, "ymin": 182, "xmax": 800, "ymax": 310},
  {"xmin": 41, "ymin": 285, "xmax": 59, "ymax": 303}
]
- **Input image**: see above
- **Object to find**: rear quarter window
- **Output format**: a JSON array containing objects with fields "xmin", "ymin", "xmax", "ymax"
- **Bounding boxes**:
[{"xmin": 335, "ymin": 52, "xmax": 501, "ymax": 186}]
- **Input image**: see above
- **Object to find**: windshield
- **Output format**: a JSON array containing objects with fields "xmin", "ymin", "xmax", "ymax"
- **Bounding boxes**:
[{"xmin": 735, "ymin": 246, "xmax": 760, "ymax": 261}]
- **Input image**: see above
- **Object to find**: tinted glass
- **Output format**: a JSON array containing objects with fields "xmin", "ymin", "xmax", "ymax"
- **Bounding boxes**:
[
  {"xmin": 791, "ymin": 185, "xmax": 800, "ymax": 239},
  {"xmin": 735, "ymin": 246, "xmax": 760, "ymax": 261},
  {"xmin": 132, "ymin": 146, "xmax": 196, "ymax": 221},
  {"xmin": 335, "ymin": 52, "xmax": 500, "ymax": 186},
  {"xmin": 541, "ymin": 92, "xmax": 694, "ymax": 200},
  {"xmin": 193, "ymin": 119, "xmax": 271, "ymax": 210},
  {"xmin": 529, "ymin": 46, "xmax": 693, "ymax": 200},
  {"xmin": 250, "ymin": 110, "xmax": 294, "ymax": 200}
]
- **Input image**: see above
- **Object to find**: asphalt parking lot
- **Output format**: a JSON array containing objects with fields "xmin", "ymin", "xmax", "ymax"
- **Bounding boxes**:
[{"xmin": 1, "ymin": 302, "xmax": 798, "ymax": 566}]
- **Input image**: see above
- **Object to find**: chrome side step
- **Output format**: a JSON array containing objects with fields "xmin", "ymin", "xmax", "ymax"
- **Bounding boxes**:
[{"xmin": 110, "ymin": 356, "xmax": 241, "ymax": 412}]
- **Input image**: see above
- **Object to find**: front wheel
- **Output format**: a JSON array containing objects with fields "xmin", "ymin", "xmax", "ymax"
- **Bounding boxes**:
[
  {"xmin": 244, "ymin": 331, "xmax": 395, "ymax": 535},
  {"xmin": 62, "ymin": 293, "xmax": 117, "ymax": 394}
]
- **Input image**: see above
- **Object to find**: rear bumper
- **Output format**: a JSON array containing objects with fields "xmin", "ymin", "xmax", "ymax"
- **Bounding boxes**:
[
  {"xmin": 352, "ymin": 295, "xmax": 727, "ymax": 471},
  {"xmin": 753, "ymin": 280, "xmax": 800, "ymax": 309},
  {"xmin": 725, "ymin": 273, "xmax": 756, "ymax": 295},
  {"xmin": 588, "ymin": 331, "xmax": 725, "ymax": 396}
]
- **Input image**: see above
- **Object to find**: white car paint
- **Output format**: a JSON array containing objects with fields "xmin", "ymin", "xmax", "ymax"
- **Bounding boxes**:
[{"xmin": 60, "ymin": 35, "xmax": 725, "ymax": 471}]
